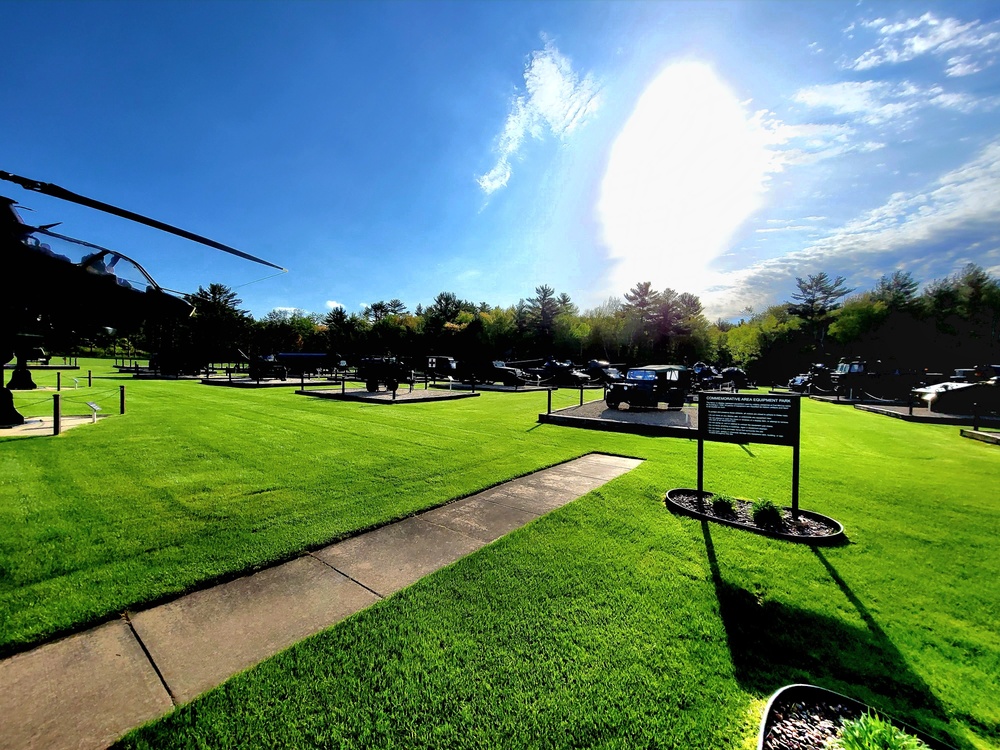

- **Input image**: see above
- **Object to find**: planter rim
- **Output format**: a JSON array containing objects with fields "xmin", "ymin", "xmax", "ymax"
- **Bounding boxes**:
[
  {"xmin": 757, "ymin": 683, "xmax": 958, "ymax": 750},
  {"xmin": 665, "ymin": 488, "xmax": 847, "ymax": 546}
]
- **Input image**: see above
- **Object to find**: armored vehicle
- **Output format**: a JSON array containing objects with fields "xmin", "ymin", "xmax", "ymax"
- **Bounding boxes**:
[{"xmin": 605, "ymin": 365, "xmax": 691, "ymax": 409}]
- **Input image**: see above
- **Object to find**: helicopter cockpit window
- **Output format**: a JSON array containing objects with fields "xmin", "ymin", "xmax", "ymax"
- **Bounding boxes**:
[
  {"xmin": 80, "ymin": 251, "xmax": 154, "ymax": 291},
  {"xmin": 24, "ymin": 234, "xmax": 72, "ymax": 262}
]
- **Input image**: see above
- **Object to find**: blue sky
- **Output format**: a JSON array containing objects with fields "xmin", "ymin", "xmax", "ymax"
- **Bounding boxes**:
[{"xmin": 4, "ymin": 0, "xmax": 999, "ymax": 320}]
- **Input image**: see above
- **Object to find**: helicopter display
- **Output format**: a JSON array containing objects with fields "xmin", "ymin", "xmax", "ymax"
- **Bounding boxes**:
[{"xmin": 2, "ymin": 170, "xmax": 284, "ymax": 426}]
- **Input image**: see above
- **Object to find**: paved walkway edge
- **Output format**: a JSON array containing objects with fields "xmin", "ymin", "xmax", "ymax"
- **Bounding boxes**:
[{"xmin": 0, "ymin": 453, "xmax": 643, "ymax": 750}]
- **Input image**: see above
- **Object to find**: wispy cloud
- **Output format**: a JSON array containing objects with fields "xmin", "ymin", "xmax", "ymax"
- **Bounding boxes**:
[
  {"xmin": 793, "ymin": 80, "xmax": 994, "ymax": 126},
  {"xmin": 705, "ymin": 138, "xmax": 1000, "ymax": 317},
  {"xmin": 478, "ymin": 38, "xmax": 600, "ymax": 195},
  {"xmin": 847, "ymin": 12, "xmax": 1000, "ymax": 76}
]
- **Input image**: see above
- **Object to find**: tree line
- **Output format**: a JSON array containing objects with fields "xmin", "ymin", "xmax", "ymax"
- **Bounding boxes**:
[{"xmin": 110, "ymin": 263, "xmax": 998, "ymax": 381}]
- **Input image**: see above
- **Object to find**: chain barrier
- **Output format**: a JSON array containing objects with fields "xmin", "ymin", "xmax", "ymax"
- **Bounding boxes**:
[
  {"xmin": 11, "ymin": 396, "xmax": 51, "ymax": 409},
  {"xmin": 58, "ymin": 387, "xmax": 121, "ymax": 404}
]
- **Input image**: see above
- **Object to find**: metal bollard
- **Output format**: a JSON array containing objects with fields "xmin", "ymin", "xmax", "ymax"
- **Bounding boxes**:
[
  {"xmin": 53, "ymin": 393, "xmax": 61, "ymax": 435},
  {"xmin": 579, "ymin": 386, "xmax": 584, "ymax": 406},
  {"xmin": 57, "ymin": 372, "xmax": 61, "ymax": 391},
  {"xmin": 120, "ymin": 385, "xmax": 126, "ymax": 415},
  {"xmin": 547, "ymin": 388, "xmax": 552, "ymax": 414},
  {"xmin": 88, "ymin": 370, "xmax": 93, "ymax": 387}
]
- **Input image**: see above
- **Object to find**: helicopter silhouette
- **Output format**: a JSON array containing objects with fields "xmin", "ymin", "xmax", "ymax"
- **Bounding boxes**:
[{"xmin": 2, "ymin": 170, "xmax": 284, "ymax": 426}]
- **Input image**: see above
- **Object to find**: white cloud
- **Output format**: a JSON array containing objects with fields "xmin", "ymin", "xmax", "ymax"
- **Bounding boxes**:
[
  {"xmin": 794, "ymin": 81, "xmax": 917, "ymax": 124},
  {"xmin": 477, "ymin": 38, "xmax": 600, "ymax": 194},
  {"xmin": 703, "ymin": 138, "xmax": 1000, "ymax": 317},
  {"xmin": 793, "ymin": 80, "xmax": 996, "ymax": 126},
  {"xmin": 848, "ymin": 12, "xmax": 1000, "ymax": 76},
  {"xmin": 945, "ymin": 55, "xmax": 984, "ymax": 77},
  {"xmin": 325, "ymin": 300, "xmax": 344, "ymax": 310},
  {"xmin": 755, "ymin": 225, "xmax": 820, "ymax": 234}
]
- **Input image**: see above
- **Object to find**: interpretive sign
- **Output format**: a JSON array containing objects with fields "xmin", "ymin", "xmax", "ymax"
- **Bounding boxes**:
[
  {"xmin": 697, "ymin": 392, "xmax": 802, "ymax": 512},
  {"xmin": 699, "ymin": 393, "xmax": 799, "ymax": 446}
]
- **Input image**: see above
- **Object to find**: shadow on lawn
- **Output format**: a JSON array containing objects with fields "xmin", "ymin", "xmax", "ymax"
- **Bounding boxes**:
[{"xmin": 700, "ymin": 521, "xmax": 969, "ymax": 749}]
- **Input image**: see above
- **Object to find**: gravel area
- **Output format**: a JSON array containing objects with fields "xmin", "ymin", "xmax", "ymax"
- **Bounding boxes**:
[
  {"xmin": 762, "ymin": 697, "xmax": 860, "ymax": 749},
  {"xmin": 299, "ymin": 387, "xmax": 477, "ymax": 403},
  {"xmin": 555, "ymin": 399, "xmax": 699, "ymax": 429}
]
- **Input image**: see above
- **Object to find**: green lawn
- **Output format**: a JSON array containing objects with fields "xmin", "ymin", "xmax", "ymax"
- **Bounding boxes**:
[{"xmin": 3, "ymin": 361, "xmax": 998, "ymax": 749}]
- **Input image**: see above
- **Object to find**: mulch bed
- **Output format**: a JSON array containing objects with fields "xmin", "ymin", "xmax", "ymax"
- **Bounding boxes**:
[
  {"xmin": 762, "ymin": 695, "xmax": 861, "ymax": 749},
  {"xmin": 667, "ymin": 491, "xmax": 841, "ymax": 539}
]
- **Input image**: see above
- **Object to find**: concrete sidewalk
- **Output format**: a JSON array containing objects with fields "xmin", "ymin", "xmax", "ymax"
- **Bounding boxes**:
[{"xmin": 0, "ymin": 453, "xmax": 642, "ymax": 750}]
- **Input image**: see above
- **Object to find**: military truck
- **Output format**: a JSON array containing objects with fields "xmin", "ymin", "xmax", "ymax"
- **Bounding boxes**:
[
  {"xmin": 356, "ymin": 356, "xmax": 411, "ymax": 392},
  {"xmin": 605, "ymin": 365, "xmax": 691, "ymax": 409}
]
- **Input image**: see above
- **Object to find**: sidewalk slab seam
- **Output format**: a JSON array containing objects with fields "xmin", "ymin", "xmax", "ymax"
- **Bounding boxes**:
[{"xmin": 0, "ymin": 452, "xmax": 643, "ymax": 750}]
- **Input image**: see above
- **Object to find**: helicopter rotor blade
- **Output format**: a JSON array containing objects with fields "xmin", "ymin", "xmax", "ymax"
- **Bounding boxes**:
[{"xmin": 1, "ymin": 170, "xmax": 286, "ymax": 271}]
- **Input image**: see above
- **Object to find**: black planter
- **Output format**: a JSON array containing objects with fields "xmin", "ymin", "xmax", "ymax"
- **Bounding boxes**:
[
  {"xmin": 758, "ymin": 683, "xmax": 957, "ymax": 750},
  {"xmin": 665, "ymin": 488, "xmax": 846, "ymax": 546}
]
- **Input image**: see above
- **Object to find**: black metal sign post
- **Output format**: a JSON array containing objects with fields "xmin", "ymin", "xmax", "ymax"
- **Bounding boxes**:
[{"xmin": 698, "ymin": 392, "xmax": 802, "ymax": 515}]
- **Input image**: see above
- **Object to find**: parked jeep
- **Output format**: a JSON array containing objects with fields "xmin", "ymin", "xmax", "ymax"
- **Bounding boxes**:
[{"xmin": 605, "ymin": 365, "xmax": 691, "ymax": 409}]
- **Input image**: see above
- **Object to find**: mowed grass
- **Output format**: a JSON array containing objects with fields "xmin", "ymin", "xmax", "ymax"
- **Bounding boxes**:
[
  {"xmin": 3, "ymin": 361, "xmax": 999, "ymax": 748},
  {"xmin": 2, "ymin": 362, "xmax": 628, "ymax": 651}
]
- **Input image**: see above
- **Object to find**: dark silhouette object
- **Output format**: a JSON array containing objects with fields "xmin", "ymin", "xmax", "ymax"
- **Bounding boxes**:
[
  {"xmin": 356, "ymin": 356, "xmax": 411, "ymax": 392},
  {"xmin": 606, "ymin": 365, "xmax": 691, "ymax": 409},
  {"xmin": 529, "ymin": 357, "xmax": 591, "ymax": 386},
  {"xmin": 1, "ymin": 170, "xmax": 285, "ymax": 426},
  {"xmin": 456, "ymin": 359, "xmax": 536, "ymax": 386},
  {"xmin": 584, "ymin": 359, "xmax": 624, "ymax": 384}
]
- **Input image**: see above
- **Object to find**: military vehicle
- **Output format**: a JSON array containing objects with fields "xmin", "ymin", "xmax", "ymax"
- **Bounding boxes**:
[
  {"xmin": 605, "ymin": 365, "xmax": 691, "ymax": 409},
  {"xmin": 425, "ymin": 355, "xmax": 458, "ymax": 380},
  {"xmin": 690, "ymin": 361, "xmax": 721, "ymax": 390},
  {"xmin": 2, "ymin": 170, "xmax": 283, "ymax": 425},
  {"xmin": 913, "ymin": 376, "xmax": 1000, "ymax": 415},
  {"xmin": 584, "ymin": 359, "xmax": 624, "ymax": 384},
  {"xmin": 248, "ymin": 354, "xmax": 286, "ymax": 381},
  {"xmin": 718, "ymin": 366, "xmax": 753, "ymax": 390},
  {"xmin": 530, "ymin": 358, "xmax": 591, "ymax": 386},
  {"xmin": 786, "ymin": 363, "xmax": 834, "ymax": 393},
  {"xmin": 831, "ymin": 358, "xmax": 945, "ymax": 401},
  {"xmin": 456, "ymin": 360, "xmax": 536, "ymax": 386},
  {"xmin": 356, "ymin": 356, "xmax": 411, "ymax": 392}
]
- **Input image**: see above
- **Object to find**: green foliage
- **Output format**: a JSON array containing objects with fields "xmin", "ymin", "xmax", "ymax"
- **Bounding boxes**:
[
  {"xmin": 872, "ymin": 271, "xmax": 919, "ymax": 311},
  {"xmin": 828, "ymin": 295, "xmax": 889, "ymax": 345},
  {"xmin": 830, "ymin": 712, "xmax": 931, "ymax": 750},
  {"xmin": 711, "ymin": 493, "xmax": 735, "ymax": 515},
  {"xmin": 751, "ymin": 497, "xmax": 783, "ymax": 528}
]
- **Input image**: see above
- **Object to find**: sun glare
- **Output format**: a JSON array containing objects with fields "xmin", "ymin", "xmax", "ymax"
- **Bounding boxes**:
[{"xmin": 598, "ymin": 61, "xmax": 773, "ymax": 297}]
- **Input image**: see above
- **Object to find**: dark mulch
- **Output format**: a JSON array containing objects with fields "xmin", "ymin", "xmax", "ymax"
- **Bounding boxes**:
[
  {"xmin": 668, "ymin": 492, "xmax": 839, "ymax": 538},
  {"xmin": 762, "ymin": 696, "xmax": 861, "ymax": 749}
]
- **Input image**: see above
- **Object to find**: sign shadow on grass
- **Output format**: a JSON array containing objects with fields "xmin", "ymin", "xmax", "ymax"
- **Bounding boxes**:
[{"xmin": 700, "ymin": 521, "xmax": 969, "ymax": 749}]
